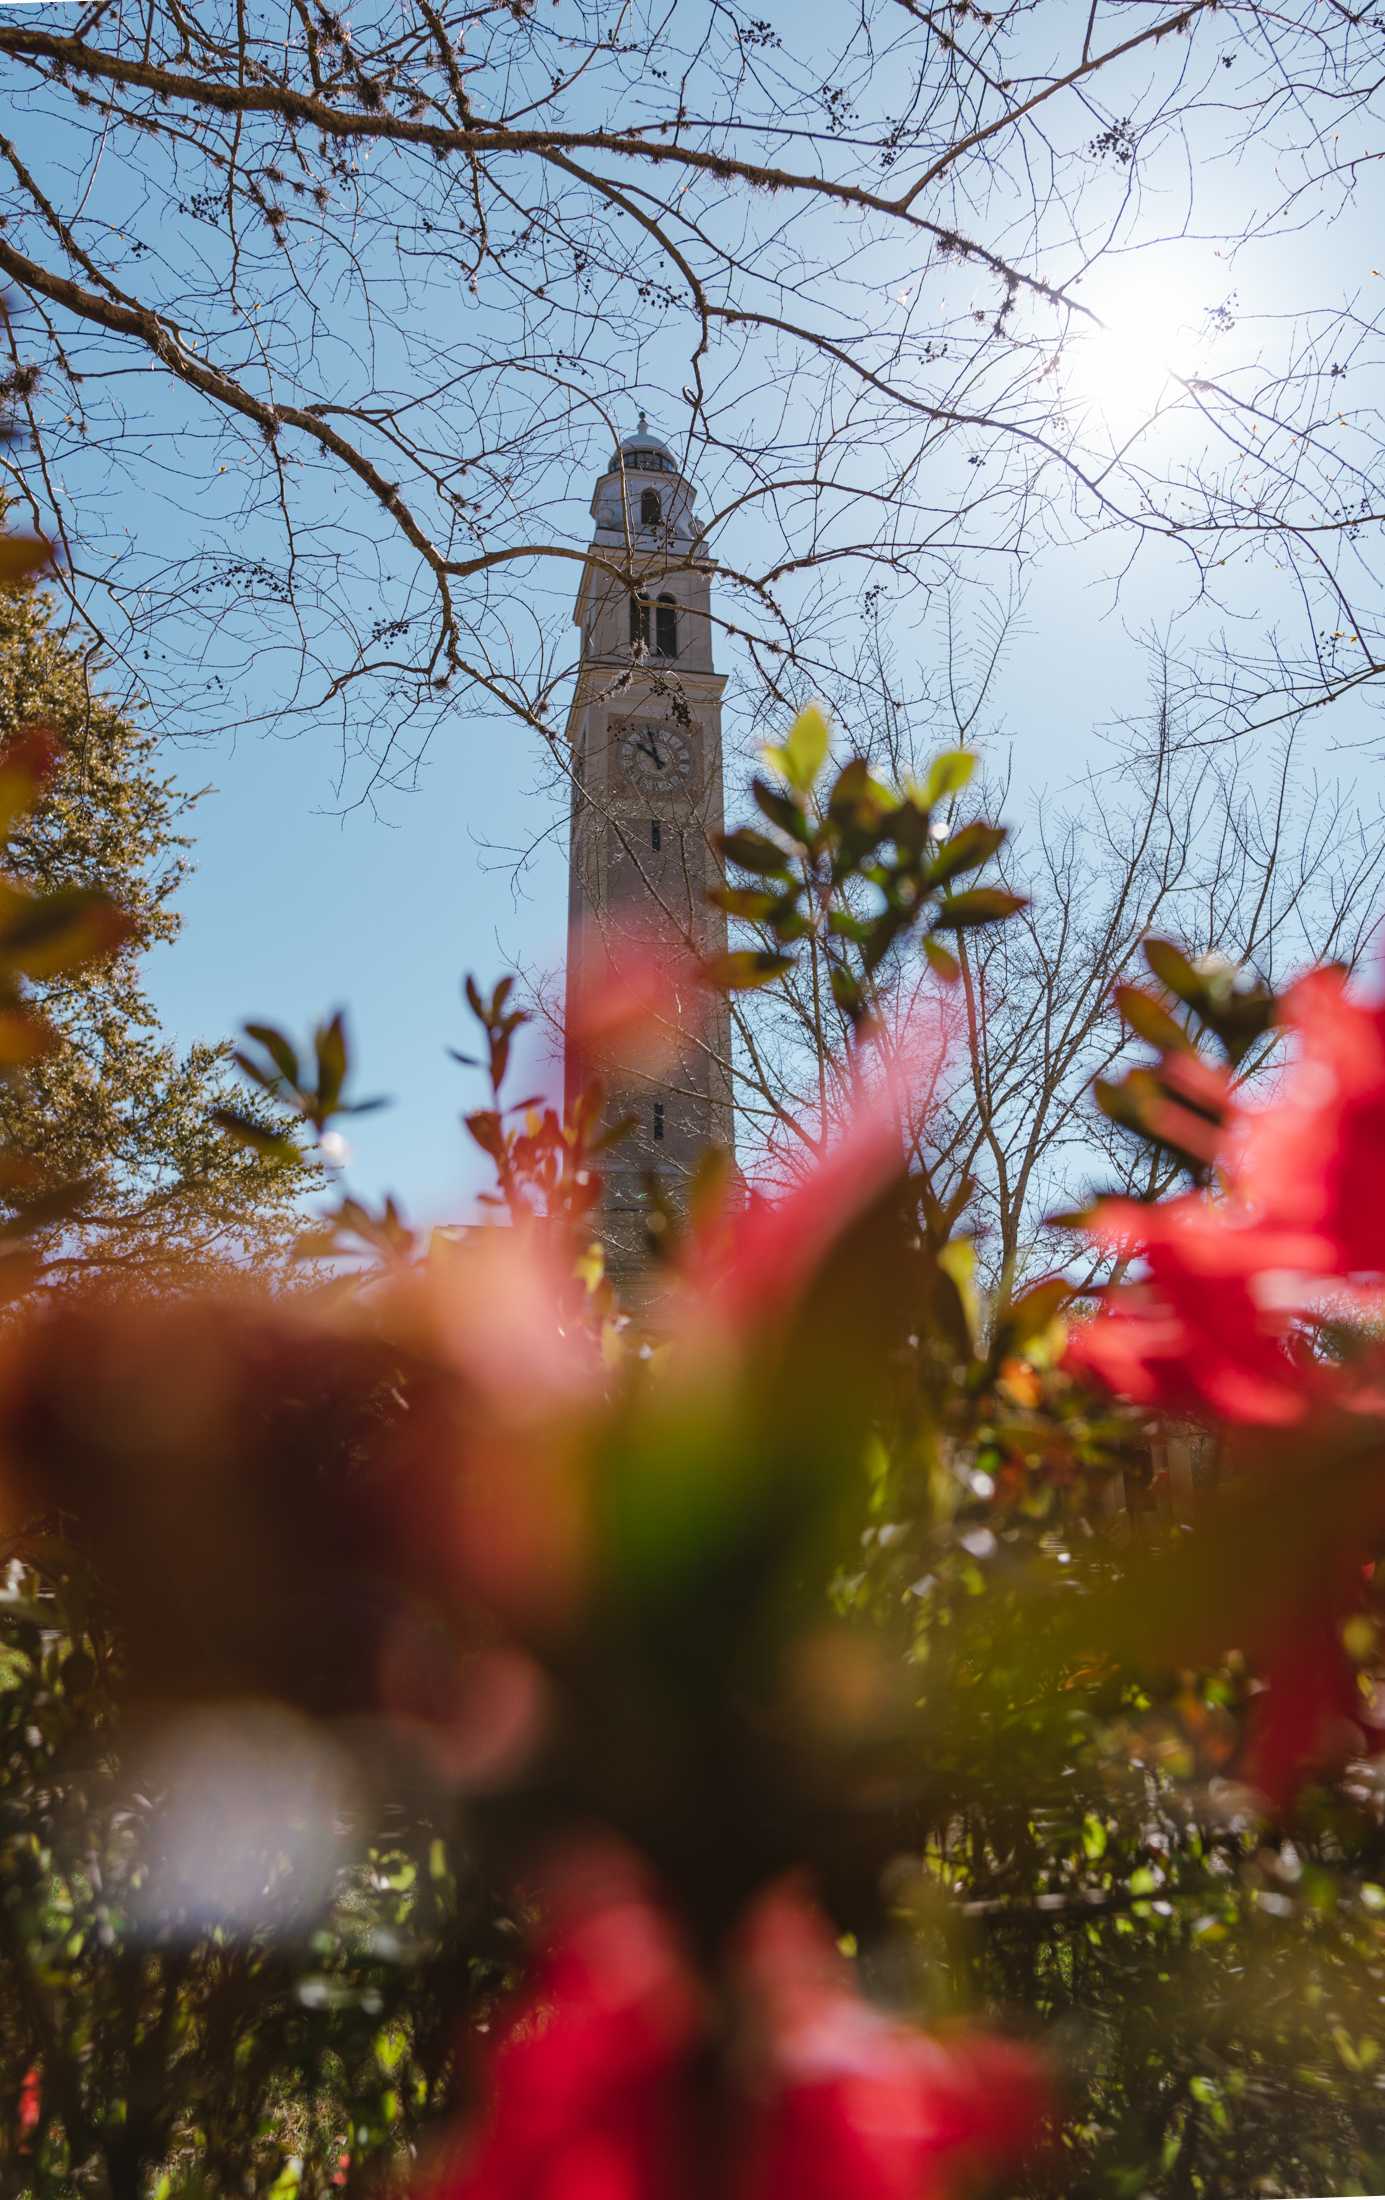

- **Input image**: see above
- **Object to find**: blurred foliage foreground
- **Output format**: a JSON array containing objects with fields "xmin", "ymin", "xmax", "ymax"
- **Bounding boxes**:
[{"xmin": 7, "ymin": 699, "xmax": 1385, "ymax": 2200}]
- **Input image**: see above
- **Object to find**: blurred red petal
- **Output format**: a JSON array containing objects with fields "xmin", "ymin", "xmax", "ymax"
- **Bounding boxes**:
[
  {"xmin": 675, "ymin": 1009, "xmax": 952, "ymax": 1336},
  {"xmin": 1232, "ymin": 968, "xmax": 1385, "ymax": 1277},
  {"xmin": 1070, "ymin": 1199, "xmax": 1315, "ymax": 1427},
  {"xmin": 18, "ymin": 2063, "xmax": 40, "ymax": 2143},
  {"xmin": 429, "ymin": 1847, "xmax": 703, "ymax": 2200},
  {"xmin": 566, "ymin": 922, "xmax": 705, "ymax": 1094},
  {"xmin": 731, "ymin": 1882, "xmax": 1048, "ymax": 2200},
  {"xmin": 1244, "ymin": 1603, "xmax": 1364, "ymax": 1808}
]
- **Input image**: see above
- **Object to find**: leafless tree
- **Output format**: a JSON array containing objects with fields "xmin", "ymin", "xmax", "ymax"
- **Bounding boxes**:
[
  {"xmin": 1, "ymin": 0, "xmax": 1384, "ymax": 798},
  {"xmin": 723, "ymin": 641, "xmax": 1385, "ymax": 1297}
]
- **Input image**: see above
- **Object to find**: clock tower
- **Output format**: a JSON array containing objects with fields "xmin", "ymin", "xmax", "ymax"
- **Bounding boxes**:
[{"xmin": 565, "ymin": 418, "xmax": 734, "ymax": 1290}]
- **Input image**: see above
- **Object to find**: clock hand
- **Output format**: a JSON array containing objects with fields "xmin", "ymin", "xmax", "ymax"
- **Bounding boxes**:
[{"xmin": 637, "ymin": 734, "xmax": 665, "ymax": 768}]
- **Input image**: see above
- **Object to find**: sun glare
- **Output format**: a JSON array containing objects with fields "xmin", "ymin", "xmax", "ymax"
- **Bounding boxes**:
[{"xmin": 1065, "ymin": 276, "xmax": 1205, "ymax": 434}]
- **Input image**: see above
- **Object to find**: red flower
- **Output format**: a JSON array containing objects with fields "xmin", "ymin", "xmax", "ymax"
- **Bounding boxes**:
[
  {"xmin": 1071, "ymin": 965, "xmax": 1385, "ymax": 1432},
  {"xmin": 1243, "ymin": 1599, "xmax": 1367, "ymax": 1809},
  {"xmin": 731, "ymin": 1883, "xmax": 1048, "ymax": 2200},
  {"xmin": 1231, "ymin": 967, "xmax": 1385, "ymax": 1277},
  {"xmin": 17, "ymin": 2063, "xmax": 40, "ymax": 2148},
  {"xmin": 679, "ymin": 1094, "xmax": 904, "ymax": 1335},
  {"xmin": 1067, "ymin": 1197, "xmax": 1317, "ymax": 1426},
  {"xmin": 426, "ymin": 1849, "xmax": 703, "ymax": 2200},
  {"xmin": 672, "ymin": 1005, "xmax": 953, "ymax": 1342},
  {"xmin": 425, "ymin": 1855, "xmax": 1047, "ymax": 2200}
]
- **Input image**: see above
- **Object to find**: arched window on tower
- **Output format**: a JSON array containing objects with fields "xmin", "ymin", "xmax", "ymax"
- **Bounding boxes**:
[
  {"xmin": 655, "ymin": 594, "xmax": 678, "ymax": 659},
  {"xmin": 640, "ymin": 488, "xmax": 662, "ymax": 527},
  {"xmin": 629, "ymin": 593, "xmax": 651, "ymax": 650}
]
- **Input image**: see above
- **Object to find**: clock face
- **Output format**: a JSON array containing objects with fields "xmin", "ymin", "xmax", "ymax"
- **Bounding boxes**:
[{"xmin": 617, "ymin": 722, "xmax": 695, "ymax": 797}]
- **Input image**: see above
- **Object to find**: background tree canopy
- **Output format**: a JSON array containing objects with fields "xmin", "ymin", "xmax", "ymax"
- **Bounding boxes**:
[{"xmin": 0, "ymin": 574, "xmax": 309, "ymax": 1283}]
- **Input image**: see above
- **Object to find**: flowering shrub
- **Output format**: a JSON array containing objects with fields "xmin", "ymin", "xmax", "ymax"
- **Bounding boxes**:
[
  {"xmin": 1069, "ymin": 956, "xmax": 1385, "ymax": 1807},
  {"xmin": 6, "ymin": 706, "xmax": 1385, "ymax": 2197}
]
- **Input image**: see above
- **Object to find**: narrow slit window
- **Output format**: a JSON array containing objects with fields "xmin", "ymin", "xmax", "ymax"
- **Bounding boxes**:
[
  {"xmin": 655, "ymin": 595, "xmax": 678, "ymax": 658},
  {"xmin": 651, "ymin": 820, "xmax": 662, "ymax": 851},
  {"xmin": 653, "ymin": 1100, "xmax": 665, "ymax": 1142},
  {"xmin": 640, "ymin": 489, "xmax": 662, "ymax": 526}
]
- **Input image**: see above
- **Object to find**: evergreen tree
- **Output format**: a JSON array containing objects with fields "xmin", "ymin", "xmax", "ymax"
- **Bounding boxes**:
[{"xmin": 0, "ymin": 582, "xmax": 309, "ymax": 1282}]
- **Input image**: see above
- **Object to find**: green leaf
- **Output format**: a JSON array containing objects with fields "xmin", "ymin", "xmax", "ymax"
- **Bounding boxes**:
[
  {"xmin": 0, "ymin": 885, "xmax": 129, "ymax": 979},
  {"xmin": 827, "ymin": 910, "xmax": 870, "ymax": 943},
  {"xmin": 1082, "ymin": 1813, "xmax": 1109, "ymax": 1861},
  {"xmin": 751, "ymin": 778, "xmax": 811, "ymax": 841},
  {"xmin": 918, "ymin": 748, "xmax": 975, "ymax": 808},
  {"xmin": 490, "ymin": 1027, "xmax": 511, "ymax": 1092},
  {"xmin": 244, "ymin": 1021, "xmax": 301, "ymax": 1089},
  {"xmin": 763, "ymin": 701, "xmax": 831, "ymax": 792},
  {"xmin": 1114, "ymin": 983, "xmax": 1192, "ymax": 1054},
  {"xmin": 1143, "ymin": 936, "xmax": 1202, "ymax": 1004},
  {"xmin": 939, "ymin": 1237, "xmax": 980, "ymax": 1352},
  {"xmin": 0, "ymin": 536, "xmax": 51, "ymax": 589},
  {"xmin": 1092, "ymin": 1075, "xmax": 1142, "ymax": 1132},
  {"xmin": 933, "ymin": 888, "xmax": 1027, "ymax": 930},
  {"xmin": 718, "ymin": 828, "xmax": 794, "ymax": 877},
  {"xmin": 1005, "ymin": 1276, "xmax": 1070, "ymax": 1345},
  {"xmin": 314, "ymin": 1011, "xmax": 348, "ymax": 1115},
  {"xmin": 375, "ymin": 2025, "xmax": 408, "ymax": 2076},
  {"xmin": 769, "ymin": 905, "xmax": 811, "ymax": 943},
  {"xmin": 928, "ymin": 821, "xmax": 1007, "ymax": 887},
  {"xmin": 464, "ymin": 1108, "xmax": 506, "ymax": 1159},
  {"xmin": 923, "ymin": 936, "xmax": 961, "ymax": 984},
  {"xmin": 704, "ymin": 949, "xmax": 794, "ymax": 990},
  {"xmin": 827, "ymin": 757, "xmax": 892, "ymax": 825},
  {"xmin": 708, "ymin": 884, "xmax": 784, "ymax": 921},
  {"xmin": 210, "ymin": 1108, "xmax": 300, "ymax": 1166}
]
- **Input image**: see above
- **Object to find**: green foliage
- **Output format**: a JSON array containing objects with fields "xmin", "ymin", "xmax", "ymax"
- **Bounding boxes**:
[
  {"xmin": 0, "ymin": 578, "xmax": 310, "ymax": 1285},
  {"xmin": 1092, "ymin": 937, "xmax": 1283, "ymax": 1192},
  {"xmin": 0, "ymin": 1543, "xmax": 505, "ymax": 2198},
  {"xmin": 716, "ymin": 730, "xmax": 1020, "ymax": 1040}
]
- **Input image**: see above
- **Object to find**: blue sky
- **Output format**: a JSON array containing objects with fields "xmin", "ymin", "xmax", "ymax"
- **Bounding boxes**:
[{"xmin": 145, "ymin": 654, "xmax": 569, "ymax": 1226}]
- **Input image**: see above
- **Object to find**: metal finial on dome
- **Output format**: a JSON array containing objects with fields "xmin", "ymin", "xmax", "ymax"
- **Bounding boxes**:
[{"xmin": 609, "ymin": 410, "xmax": 679, "ymax": 475}]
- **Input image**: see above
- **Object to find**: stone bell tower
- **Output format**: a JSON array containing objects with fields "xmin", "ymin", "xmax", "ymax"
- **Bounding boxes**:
[{"xmin": 564, "ymin": 417, "xmax": 734, "ymax": 1290}]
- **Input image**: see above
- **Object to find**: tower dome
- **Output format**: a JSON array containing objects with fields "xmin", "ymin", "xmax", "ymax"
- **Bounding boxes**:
[
  {"xmin": 612, "ymin": 411, "xmax": 680, "ymax": 475},
  {"xmin": 591, "ymin": 411, "xmax": 698, "ymax": 546}
]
